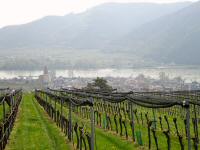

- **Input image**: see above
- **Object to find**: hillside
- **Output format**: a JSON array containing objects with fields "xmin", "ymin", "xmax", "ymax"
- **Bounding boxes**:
[
  {"xmin": 0, "ymin": 2, "xmax": 197, "ymax": 69},
  {"xmin": 0, "ymin": 2, "xmax": 190, "ymax": 50},
  {"xmin": 115, "ymin": 1, "xmax": 200, "ymax": 65}
]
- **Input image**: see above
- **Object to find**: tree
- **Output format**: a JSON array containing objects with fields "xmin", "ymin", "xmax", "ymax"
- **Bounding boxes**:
[{"xmin": 85, "ymin": 77, "xmax": 113, "ymax": 92}]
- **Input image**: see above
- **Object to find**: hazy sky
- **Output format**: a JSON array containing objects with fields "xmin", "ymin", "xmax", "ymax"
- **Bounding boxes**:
[{"xmin": 0, "ymin": 0, "xmax": 197, "ymax": 28}]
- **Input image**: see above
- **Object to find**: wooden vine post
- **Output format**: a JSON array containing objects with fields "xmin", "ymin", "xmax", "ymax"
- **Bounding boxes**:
[
  {"xmin": 193, "ymin": 97, "xmax": 199, "ymax": 144},
  {"xmin": 3, "ymin": 99, "xmax": 5, "ymax": 120},
  {"xmin": 152, "ymin": 108, "xmax": 156, "ymax": 129},
  {"xmin": 130, "ymin": 102, "xmax": 135, "ymax": 142},
  {"xmin": 68, "ymin": 96, "xmax": 72, "ymax": 141},
  {"xmin": 45, "ymin": 92, "xmax": 48, "ymax": 110},
  {"xmin": 184, "ymin": 100, "xmax": 191, "ymax": 150},
  {"xmin": 54, "ymin": 96, "xmax": 57, "ymax": 122},
  {"xmin": 90, "ymin": 97, "xmax": 95, "ymax": 150}
]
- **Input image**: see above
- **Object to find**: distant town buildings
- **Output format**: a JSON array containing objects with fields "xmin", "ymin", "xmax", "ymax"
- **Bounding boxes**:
[
  {"xmin": 1, "ymin": 68, "xmax": 199, "ymax": 92},
  {"xmin": 39, "ymin": 66, "xmax": 56, "ymax": 88},
  {"xmin": 49, "ymin": 72, "xmax": 200, "ymax": 92},
  {"xmin": 68, "ymin": 69, "xmax": 74, "ymax": 78}
]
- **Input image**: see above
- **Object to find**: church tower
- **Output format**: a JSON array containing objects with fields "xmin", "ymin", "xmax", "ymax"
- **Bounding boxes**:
[{"xmin": 43, "ymin": 66, "xmax": 48, "ymax": 75}]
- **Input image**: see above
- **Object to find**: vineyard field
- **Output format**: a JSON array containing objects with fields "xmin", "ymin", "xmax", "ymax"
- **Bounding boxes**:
[
  {"xmin": 6, "ymin": 94, "xmax": 71, "ymax": 150},
  {"xmin": 1, "ymin": 89, "xmax": 200, "ymax": 150}
]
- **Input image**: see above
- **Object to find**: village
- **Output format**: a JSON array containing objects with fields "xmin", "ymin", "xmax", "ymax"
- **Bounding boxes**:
[{"xmin": 0, "ymin": 66, "xmax": 199, "ymax": 92}]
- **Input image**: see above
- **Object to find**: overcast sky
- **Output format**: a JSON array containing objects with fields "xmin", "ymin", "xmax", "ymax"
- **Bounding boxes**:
[{"xmin": 0, "ymin": 0, "xmax": 197, "ymax": 28}]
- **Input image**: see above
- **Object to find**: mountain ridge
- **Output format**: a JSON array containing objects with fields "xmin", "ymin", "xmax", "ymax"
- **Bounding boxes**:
[
  {"xmin": 0, "ymin": 1, "xmax": 199, "ymax": 70},
  {"xmin": 113, "ymin": 1, "xmax": 200, "ymax": 65},
  {"xmin": 0, "ymin": 2, "xmax": 191, "ymax": 50}
]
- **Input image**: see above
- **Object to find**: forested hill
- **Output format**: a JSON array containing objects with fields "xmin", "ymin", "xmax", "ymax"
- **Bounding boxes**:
[
  {"xmin": 1, "ymin": 2, "xmax": 200, "ymax": 69},
  {"xmin": 0, "ymin": 2, "xmax": 190, "ymax": 50},
  {"xmin": 112, "ymin": 1, "xmax": 200, "ymax": 65}
]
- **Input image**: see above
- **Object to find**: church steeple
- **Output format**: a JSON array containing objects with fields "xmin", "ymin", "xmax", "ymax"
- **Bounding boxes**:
[{"xmin": 43, "ymin": 66, "xmax": 48, "ymax": 75}]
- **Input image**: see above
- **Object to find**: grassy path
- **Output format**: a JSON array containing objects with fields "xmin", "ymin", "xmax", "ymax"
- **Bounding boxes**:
[{"xmin": 6, "ymin": 94, "xmax": 71, "ymax": 150}]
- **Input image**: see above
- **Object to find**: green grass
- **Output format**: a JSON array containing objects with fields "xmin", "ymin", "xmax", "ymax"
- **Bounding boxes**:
[
  {"xmin": 6, "ymin": 93, "xmax": 71, "ymax": 150},
  {"xmin": 94, "ymin": 128, "xmax": 140, "ymax": 150}
]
